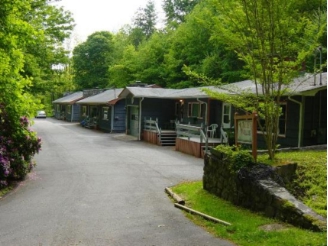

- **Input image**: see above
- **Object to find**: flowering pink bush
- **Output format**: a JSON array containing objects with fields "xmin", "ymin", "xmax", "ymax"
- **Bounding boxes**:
[{"xmin": 0, "ymin": 105, "xmax": 41, "ymax": 188}]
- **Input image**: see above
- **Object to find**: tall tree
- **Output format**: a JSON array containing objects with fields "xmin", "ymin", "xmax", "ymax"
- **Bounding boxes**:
[
  {"xmin": 163, "ymin": 0, "xmax": 244, "ymax": 88},
  {"xmin": 132, "ymin": 0, "xmax": 157, "ymax": 41},
  {"xmin": 206, "ymin": 0, "xmax": 326, "ymax": 159},
  {"xmin": 163, "ymin": 0, "xmax": 200, "ymax": 27},
  {"xmin": 133, "ymin": 31, "xmax": 171, "ymax": 86},
  {"xmin": 108, "ymin": 44, "xmax": 139, "ymax": 88},
  {"xmin": 0, "ymin": 0, "xmax": 73, "ymax": 117},
  {"xmin": 72, "ymin": 31, "xmax": 114, "ymax": 89},
  {"xmin": 0, "ymin": 0, "xmax": 72, "ymax": 184},
  {"xmin": 22, "ymin": 0, "xmax": 74, "ymax": 113}
]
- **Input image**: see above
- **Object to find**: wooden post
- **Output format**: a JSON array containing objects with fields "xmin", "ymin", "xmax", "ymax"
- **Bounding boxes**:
[
  {"xmin": 234, "ymin": 112, "xmax": 238, "ymax": 146},
  {"xmin": 234, "ymin": 112, "xmax": 258, "ymax": 161},
  {"xmin": 252, "ymin": 112, "xmax": 258, "ymax": 161}
]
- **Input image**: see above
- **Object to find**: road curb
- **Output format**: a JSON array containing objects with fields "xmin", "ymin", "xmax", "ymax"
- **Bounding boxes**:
[
  {"xmin": 165, "ymin": 187, "xmax": 185, "ymax": 205},
  {"xmin": 174, "ymin": 203, "xmax": 232, "ymax": 226},
  {"xmin": 165, "ymin": 186, "xmax": 231, "ymax": 226}
]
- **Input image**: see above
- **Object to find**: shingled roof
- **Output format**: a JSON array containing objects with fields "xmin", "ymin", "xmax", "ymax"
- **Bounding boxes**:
[
  {"xmin": 221, "ymin": 73, "xmax": 327, "ymax": 96},
  {"xmin": 77, "ymin": 88, "xmax": 123, "ymax": 105},
  {"xmin": 118, "ymin": 86, "xmax": 228, "ymax": 99},
  {"xmin": 52, "ymin": 91, "xmax": 84, "ymax": 104}
]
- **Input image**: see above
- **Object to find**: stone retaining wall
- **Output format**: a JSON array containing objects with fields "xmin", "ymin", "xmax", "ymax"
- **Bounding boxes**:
[{"xmin": 203, "ymin": 149, "xmax": 326, "ymax": 231}]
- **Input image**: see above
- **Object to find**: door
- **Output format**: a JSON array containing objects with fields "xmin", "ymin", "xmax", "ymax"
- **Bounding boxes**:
[
  {"xmin": 129, "ymin": 106, "xmax": 139, "ymax": 137},
  {"xmin": 222, "ymin": 103, "xmax": 231, "ymax": 128}
]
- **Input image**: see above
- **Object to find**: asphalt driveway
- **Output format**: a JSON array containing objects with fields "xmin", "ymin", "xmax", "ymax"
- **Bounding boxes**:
[{"xmin": 0, "ymin": 118, "xmax": 234, "ymax": 246}]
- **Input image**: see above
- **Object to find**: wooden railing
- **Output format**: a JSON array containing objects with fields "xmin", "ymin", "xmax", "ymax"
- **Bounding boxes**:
[
  {"xmin": 176, "ymin": 123, "xmax": 207, "ymax": 141},
  {"xmin": 176, "ymin": 122, "xmax": 209, "ymax": 153},
  {"xmin": 144, "ymin": 117, "xmax": 161, "ymax": 139}
]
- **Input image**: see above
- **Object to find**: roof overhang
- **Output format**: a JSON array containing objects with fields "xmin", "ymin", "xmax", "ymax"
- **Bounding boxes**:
[{"xmin": 287, "ymin": 86, "xmax": 327, "ymax": 97}]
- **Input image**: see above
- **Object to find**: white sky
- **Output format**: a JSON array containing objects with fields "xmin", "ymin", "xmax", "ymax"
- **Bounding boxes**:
[{"xmin": 54, "ymin": 0, "xmax": 165, "ymax": 44}]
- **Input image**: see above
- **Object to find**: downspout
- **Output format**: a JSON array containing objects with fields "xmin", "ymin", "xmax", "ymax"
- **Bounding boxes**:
[
  {"xmin": 71, "ymin": 104, "xmax": 74, "ymax": 122},
  {"xmin": 125, "ymin": 99, "xmax": 128, "ymax": 134},
  {"xmin": 110, "ymin": 105, "xmax": 114, "ymax": 133},
  {"xmin": 288, "ymin": 96, "xmax": 303, "ymax": 148},
  {"xmin": 197, "ymin": 98, "xmax": 208, "ymax": 152},
  {"xmin": 138, "ymin": 97, "xmax": 144, "ymax": 141},
  {"xmin": 196, "ymin": 98, "xmax": 208, "ymax": 125}
]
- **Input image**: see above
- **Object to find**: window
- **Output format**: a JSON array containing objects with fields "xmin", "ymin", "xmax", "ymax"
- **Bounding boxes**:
[
  {"xmin": 91, "ymin": 107, "xmax": 98, "ymax": 117},
  {"xmin": 82, "ymin": 106, "xmax": 87, "ymax": 116},
  {"xmin": 67, "ymin": 105, "xmax": 72, "ymax": 114},
  {"xmin": 175, "ymin": 102, "xmax": 180, "ymax": 116},
  {"xmin": 188, "ymin": 102, "xmax": 202, "ymax": 118},
  {"xmin": 103, "ymin": 107, "xmax": 109, "ymax": 120},
  {"xmin": 175, "ymin": 100, "xmax": 184, "ymax": 119},
  {"xmin": 278, "ymin": 104, "xmax": 287, "ymax": 135},
  {"xmin": 257, "ymin": 103, "xmax": 287, "ymax": 136},
  {"xmin": 222, "ymin": 103, "xmax": 231, "ymax": 128}
]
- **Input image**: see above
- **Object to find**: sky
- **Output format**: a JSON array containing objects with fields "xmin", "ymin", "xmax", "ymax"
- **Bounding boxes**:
[{"xmin": 53, "ymin": 0, "xmax": 165, "ymax": 44}]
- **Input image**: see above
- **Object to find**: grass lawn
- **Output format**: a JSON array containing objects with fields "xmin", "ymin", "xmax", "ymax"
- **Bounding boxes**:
[
  {"xmin": 0, "ymin": 184, "xmax": 14, "ymax": 199},
  {"xmin": 258, "ymin": 150, "xmax": 327, "ymax": 217},
  {"xmin": 171, "ymin": 150, "xmax": 327, "ymax": 246}
]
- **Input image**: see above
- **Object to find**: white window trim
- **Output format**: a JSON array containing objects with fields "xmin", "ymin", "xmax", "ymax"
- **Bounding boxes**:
[
  {"xmin": 222, "ymin": 103, "xmax": 231, "ymax": 128},
  {"xmin": 256, "ymin": 103, "xmax": 287, "ymax": 138},
  {"xmin": 103, "ymin": 107, "xmax": 109, "ymax": 120}
]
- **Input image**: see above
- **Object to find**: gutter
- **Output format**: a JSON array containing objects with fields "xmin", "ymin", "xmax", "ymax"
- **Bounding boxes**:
[
  {"xmin": 138, "ymin": 97, "xmax": 144, "ymax": 140},
  {"xmin": 288, "ymin": 96, "xmax": 303, "ymax": 148},
  {"xmin": 196, "ymin": 98, "xmax": 208, "ymax": 126},
  {"xmin": 71, "ymin": 103, "xmax": 74, "ymax": 122},
  {"xmin": 110, "ymin": 105, "xmax": 114, "ymax": 133},
  {"xmin": 197, "ymin": 98, "xmax": 208, "ymax": 152}
]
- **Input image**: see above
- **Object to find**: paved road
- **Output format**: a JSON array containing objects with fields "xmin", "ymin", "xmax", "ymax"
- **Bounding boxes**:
[{"xmin": 0, "ymin": 118, "xmax": 234, "ymax": 246}]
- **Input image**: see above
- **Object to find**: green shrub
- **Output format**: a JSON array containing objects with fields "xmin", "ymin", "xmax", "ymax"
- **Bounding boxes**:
[
  {"xmin": 215, "ymin": 145, "xmax": 255, "ymax": 172},
  {"xmin": 0, "ymin": 104, "xmax": 41, "ymax": 187}
]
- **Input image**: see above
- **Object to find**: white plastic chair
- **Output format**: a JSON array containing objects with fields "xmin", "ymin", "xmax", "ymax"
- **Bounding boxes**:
[
  {"xmin": 207, "ymin": 124, "xmax": 218, "ymax": 138},
  {"xmin": 220, "ymin": 126, "xmax": 228, "ymax": 143}
]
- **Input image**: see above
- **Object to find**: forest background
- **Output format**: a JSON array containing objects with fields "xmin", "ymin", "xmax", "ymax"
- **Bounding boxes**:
[{"xmin": 58, "ymin": 0, "xmax": 326, "ymax": 110}]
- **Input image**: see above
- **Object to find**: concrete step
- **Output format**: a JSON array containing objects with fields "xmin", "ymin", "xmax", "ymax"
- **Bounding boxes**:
[
  {"xmin": 160, "ymin": 135, "xmax": 176, "ymax": 137},
  {"xmin": 161, "ymin": 142, "xmax": 176, "ymax": 146},
  {"xmin": 161, "ymin": 137, "xmax": 176, "ymax": 140}
]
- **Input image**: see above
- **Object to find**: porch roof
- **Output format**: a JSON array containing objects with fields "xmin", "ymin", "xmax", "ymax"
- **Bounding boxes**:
[
  {"xmin": 118, "ymin": 86, "xmax": 228, "ymax": 99},
  {"xmin": 77, "ymin": 88, "xmax": 123, "ymax": 105},
  {"xmin": 52, "ymin": 91, "xmax": 84, "ymax": 104},
  {"xmin": 221, "ymin": 73, "xmax": 327, "ymax": 96},
  {"xmin": 286, "ymin": 73, "xmax": 327, "ymax": 96}
]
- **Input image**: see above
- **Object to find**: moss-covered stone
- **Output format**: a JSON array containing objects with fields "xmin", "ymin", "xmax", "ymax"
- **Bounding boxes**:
[{"xmin": 203, "ymin": 151, "xmax": 327, "ymax": 232}]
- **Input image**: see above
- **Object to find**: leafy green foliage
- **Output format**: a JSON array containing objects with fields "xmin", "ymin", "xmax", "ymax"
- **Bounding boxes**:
[
  {"xmin": 133, "ymin": 0, "xmax": 157, "ymax": 39},
  {"xmin": 71, "ymin": 0, "xmax": 326, "ymax": 93},
  {"xmin": 204, "ymin": 0, "xmax": 326, "ymax": 159},
  {"xmin": 163, "ymin": 0, "xmax": 201, "ymax": 27},
  {"xmin": 22, "ymin": 1, "xmax": 74, "ymax": 94},
  {"xmin": 0, "ymin": 105, "xmax": 41, "ymax": 187},
  {"xmin": 132, "ymin": 31, "xmax": 170, "ymax": 86},
  {"xmin": 162, "ymin": 1, "xmax": 245, "ymax": 88},
  {"xmin": 108, "ymin": 44, "xmax": 139, "ymax": 87},
  {"xmin": 215, "ymin": 145, "xmax": 255, "ymax": 172},
  {"xmin": 72, "ymin": 31, "xmax": 114, "ymax": 89},
  {"xmin": 0, "ymin": 0, "xmax": 72, "ymax": 185},
  {"xmin": 77, "ymin": 0, "xmax": 247, "ymax": 89}
]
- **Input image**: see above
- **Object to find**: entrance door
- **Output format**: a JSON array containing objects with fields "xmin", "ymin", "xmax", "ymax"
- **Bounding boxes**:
[
  {"xmin": 222, "ymin": 103, "xmax": 231, "ymax": 128},
  {"xmin": 129, "ymin": 106, "xmax": 139, "ymax": 137}
]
